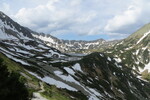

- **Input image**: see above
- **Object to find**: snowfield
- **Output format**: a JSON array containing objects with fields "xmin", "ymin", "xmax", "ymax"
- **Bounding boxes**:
[
  {"xmin": 32, "ymin": 93, "xmax": 48, "ymax": 100},
  {"xmin": 28, "ymin": 71, "xmax": 77, "ymax": 91},
  {"xmin": 139, "ymin": 62, "xmax": 150, "ymax": 73}
]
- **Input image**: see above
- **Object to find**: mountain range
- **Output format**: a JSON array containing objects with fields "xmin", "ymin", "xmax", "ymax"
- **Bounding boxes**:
[
  {"xmin": 32, "ymin": 32, "xmax": 119, "ymax": 53},
  {"xmin": 0, "ymin": 11, "xmax": 150, "ymax": 100}
]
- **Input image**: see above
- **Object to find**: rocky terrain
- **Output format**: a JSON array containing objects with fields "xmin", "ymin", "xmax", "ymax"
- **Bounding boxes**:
[
  {"xmin": 0, "ymin": 11, "xmax": 150, "ymax": 100},
  {"xmin": 103, "ymin": 23, "xmax": 150, "ymax": 82},
  {"xmin": 32, "ymin": 32, "xmax": 119, "ymax": 53}
]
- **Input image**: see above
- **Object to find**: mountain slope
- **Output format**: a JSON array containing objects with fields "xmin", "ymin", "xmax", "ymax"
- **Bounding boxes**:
[
  {"xmin": 104, "ymin": 23, "xmax": 150, "ymax": 79},
  {"xmin": 0, "ymin": 11, "xmax": 79, "ymax": 67},
  {"xmin": 0, "ymin": 11, "xmax": 150, "ymax": 100},
  {"xmin": 78, "ymin": 53, "xmax": 150, "ymax": 100},
  {"xmin": 0, "ymin": 11, "xmax": 33, "ymax": 40},
  {"xmin": 0, "ymin": 52, "xmax": 87, "ymax": 100},
  {"xmin": 23, "ymin": 52, "xmax": 150, "ymax": 100},
  {"xmin": 0, "ymin": 57, "xmax": 29, "ymax": 100}
]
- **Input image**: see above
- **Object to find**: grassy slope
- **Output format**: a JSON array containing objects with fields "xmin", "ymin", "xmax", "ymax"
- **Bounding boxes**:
[{"xmin": 0, "ymin": 53, "xmax": 77, "ymax": 100}]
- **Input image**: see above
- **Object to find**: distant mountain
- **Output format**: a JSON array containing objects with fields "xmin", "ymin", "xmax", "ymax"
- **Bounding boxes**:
[
  {"xmin": 32, "ymin": 33, "xmax": 119, "ymax": 53},
  {"xmin": 0, "ymin": 11, "xmax": 150, "ymax": 100}
]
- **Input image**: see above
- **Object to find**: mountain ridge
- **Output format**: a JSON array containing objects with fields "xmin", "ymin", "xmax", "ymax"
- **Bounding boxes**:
[
  {"xmin": 0, "ymin": 11, "xmax": 33, "ymax": 39},
  {"xmin": 0, "ymin": 11, "xmax": 120, "ymax": 53},
  {"xmin": 32, "ymin": 32, "xmax": 119, "ymax": 53},
  {"xmin": 0, "ymin": 11, "xmax": 150, "ymax": 100},
  {"xmin": 104, "ymin": 23, "xmax": 150, "ymax": 81}
]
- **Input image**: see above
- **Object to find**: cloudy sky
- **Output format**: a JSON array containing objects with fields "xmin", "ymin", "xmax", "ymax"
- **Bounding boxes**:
[{"xmin": 0, "ymin": 0, "xmax": 150, "ymax": 40}]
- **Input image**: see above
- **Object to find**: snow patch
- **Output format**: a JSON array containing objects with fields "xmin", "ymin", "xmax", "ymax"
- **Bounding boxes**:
[
  {"xmin": 28, "ymin": 71, "xmax": 77, "ymax": 91},
  {"xmin": 73, "ymin": 63, "xmax": 83, "ymax": 72},
  {"xmin": 136, "ymin": 30, "xmax": 150, "ymax": 44},
  {"xmin": 107, "ymin": 57, "xmax": 111, "ymax": 61},
  {"xmin": 99, "ymin": 54, "xmax": 104, "ymax": 57},
  {"xmin": 64, "ymin": 67, "xmax": 75, "ymax": 75},
  {"xmin": 88, "ymin": 88, "xmax": 102, "ymax": 100},
  {"xmin": 32, "ymin": 34, "xmax": 55, "ymax": 44},
  {"xmin": 114, "ymin": 58, "xmax": 122, "ymax": 63},
  {"xmin": 54, "ymin": 70, "xmax": 79, "ymax": 84},
  {"xmin": 139, "ymin": 62, "xmax": 150, "ymax": 73},
  {"xmin": 32, "ymin": 93, "xmax": 48, "ymax": 100}
]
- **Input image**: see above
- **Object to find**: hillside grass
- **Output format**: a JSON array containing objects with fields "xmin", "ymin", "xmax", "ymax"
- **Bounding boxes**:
[{"xmin": 0, "ymin": 53, "xmax": 87, "ymax": 100}]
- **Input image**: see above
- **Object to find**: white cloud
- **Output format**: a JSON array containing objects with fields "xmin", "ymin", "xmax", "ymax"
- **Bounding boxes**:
[
  {"xmin": 104, "ymin": 5, "xmax": 142, "ymax": 32},
  {"xmin": 0, "ymin": 3, "xmax": 11, "ymax": 14},
  {"xmin": 75, "ymin": 11, "xmax": 97, "ymax": 23},
  {"xmin": 107, "ymin": 32, "xmax": 129, "ymax": 40},
  {"xmin": 1, "ymin": 0, "xmax": 150, "ymax": 40},
  {"xmin": 13, "ymin": 0, "xmax": 100, "ymax": 35},
  {"xmin": 70, "ymin": 0, "xmax": 82, "ymax": 6}
]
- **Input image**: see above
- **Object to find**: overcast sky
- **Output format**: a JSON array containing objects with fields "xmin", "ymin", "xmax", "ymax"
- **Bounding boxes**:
[{"xmin": 0, "ymin": 0, "xmax": 150, "ymax": 40}]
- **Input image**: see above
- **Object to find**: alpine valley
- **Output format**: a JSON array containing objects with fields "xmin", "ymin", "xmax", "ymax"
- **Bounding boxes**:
[{"xmin": 0, "ymin": 11, "xmax": 150, "ymax": 100}]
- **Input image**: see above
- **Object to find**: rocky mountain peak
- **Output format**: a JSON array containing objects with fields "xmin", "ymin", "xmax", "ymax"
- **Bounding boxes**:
[
  {"xmin": 0, "ymin": 11, "xmax": 7, "ymax": 18},
  {"xmin": 0, "ymin": 11, "xmax": 33, "ymax": 40}
]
